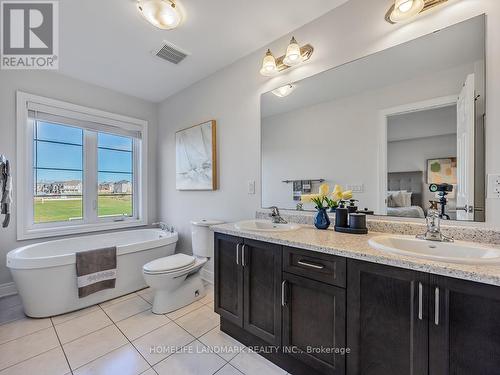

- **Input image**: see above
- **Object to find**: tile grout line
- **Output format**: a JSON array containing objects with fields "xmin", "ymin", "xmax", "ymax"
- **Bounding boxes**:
[
  {"xmin": 51, "ymin": 318, "xmax": 75, "ymax": 375},
  {"xmin": 98, "ymin": 304, "xmax": 161, "ymax": 375},
  {"xmin": 0, "ymin": 320, "xmax": 53, "ymax": 346},
  {"xmin": 0, "ymin": 333, "xmax": 63, "ymax": 373}
]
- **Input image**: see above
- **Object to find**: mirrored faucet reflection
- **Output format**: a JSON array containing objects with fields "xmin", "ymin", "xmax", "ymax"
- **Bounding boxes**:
[
  {"xmin": 417, "ymin": 201, "xmax": 453, "ymax": 242},
  {"xmin": 269, "ymin": 206, "xmax": 288, "ymax": 224}
]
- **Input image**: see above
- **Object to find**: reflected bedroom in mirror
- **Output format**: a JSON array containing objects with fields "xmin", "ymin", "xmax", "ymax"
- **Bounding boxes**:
[{"xmin": 261, "ymin": 15, "xmax": 485, "ymax": 222}]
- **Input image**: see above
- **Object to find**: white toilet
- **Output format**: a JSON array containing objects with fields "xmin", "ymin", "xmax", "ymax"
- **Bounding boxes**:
[{"xmin": 143, "ymin": 219, "xmax": 224, "ymax": 314}]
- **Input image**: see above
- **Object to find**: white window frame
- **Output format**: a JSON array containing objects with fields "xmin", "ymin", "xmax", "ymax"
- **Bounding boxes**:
[{"xmin": 16, "ymin": 91, "xmax": 148, "ymax": 240}]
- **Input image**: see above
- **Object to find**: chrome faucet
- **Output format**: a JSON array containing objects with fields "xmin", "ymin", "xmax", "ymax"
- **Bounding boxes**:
[
  {"xmin": 269, "ymin": 206, "xmax": 288, "ymax": 224},
  {"xmin": 417, "ymin": 201, "xmax": 453, "ymax": 242},
  {"xmin": 153, "ymin": 222, "xmax": 174, "ymax": 233}
]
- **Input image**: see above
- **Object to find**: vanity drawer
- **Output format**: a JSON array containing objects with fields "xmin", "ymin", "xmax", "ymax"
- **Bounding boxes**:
[{"xmin": 283, "ymin": 247, "xmax": 346, "ymax": 288}]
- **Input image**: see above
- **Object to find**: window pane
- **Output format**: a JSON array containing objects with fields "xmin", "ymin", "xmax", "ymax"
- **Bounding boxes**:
[
  {"xmin": 36, "ymin": 122, "xmax": 83, "ymax": 145},
  {"xmin": 98, "ymin": 148, "xmax": 132, "ymax": 173},
  {"xmin": 36, "ymin": 141, "xmax": 83, "ymax": 170},
  {"xmin": 34, "ymin": 170, "xmax": 83, "ymax": 223},
  {"xmin": 98, "ymin": 133, "xmax": 132, "ymax": 151},
  {"xmin": 98, "ymin": 195, "xmax": 132, "ymax": 217},
  {"xmin": 98, "ymin": 173, "xmax": 133, "ymax": 218},
  {"xmin": 33, "ymin": 121, "xmax": 84, "ymax": 224}
]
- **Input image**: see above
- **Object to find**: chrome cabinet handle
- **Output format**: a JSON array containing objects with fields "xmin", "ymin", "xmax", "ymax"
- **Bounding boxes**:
[
  {"xmin": 241, "ymin": 244, "xmax": 246, "ymax": 267},
  {"xmin": 434, "ymin": 287, "xmax": 440, "ymax": 325},
  {"xmin": 281, "ymin": 281, "xmax": 287, "ymax": 306},
  {"xmin": 418, "ymin": 282, "xmax": 423, "ymax": 320},
  {"xmin": 235, "ymin": 243, "xmax": 240, "ymax": 265},
  {"xmin": 297, "ymin": 260, "xmax": 325, "ymax": 270}
]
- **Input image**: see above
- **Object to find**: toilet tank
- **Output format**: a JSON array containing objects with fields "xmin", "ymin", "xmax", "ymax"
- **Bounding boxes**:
[{"xmin": 191, "ymin": 219, "xmax": 225, "ymax": 258}]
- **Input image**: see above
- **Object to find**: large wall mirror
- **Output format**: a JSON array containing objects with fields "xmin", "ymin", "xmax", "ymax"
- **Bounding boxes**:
[{"xmin": 261, "ymin": 15, "xmax": 485, "ymax": 222}]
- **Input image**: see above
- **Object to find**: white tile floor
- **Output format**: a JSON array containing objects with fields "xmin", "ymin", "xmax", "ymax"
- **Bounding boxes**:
[{"xmin": 0, "ymin": 288, "xmax": 290, "ymax": 375}]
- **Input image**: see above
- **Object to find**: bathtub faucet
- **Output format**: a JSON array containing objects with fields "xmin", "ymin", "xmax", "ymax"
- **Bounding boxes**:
[{"xmin": 153, "ymin": 222, "xmax": 175, "ymax": 233}]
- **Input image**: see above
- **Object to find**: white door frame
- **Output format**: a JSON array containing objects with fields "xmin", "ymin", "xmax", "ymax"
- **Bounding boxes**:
[{"xmin": 377, "ymin": 95, "xmax": 458, "ymax": 214}]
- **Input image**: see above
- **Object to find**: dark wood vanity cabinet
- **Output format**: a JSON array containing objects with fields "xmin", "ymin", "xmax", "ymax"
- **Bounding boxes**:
[
  {"xmin": 346, "ymin": 259, "xmax": 429, "ymax": 375},
  {"xmin": 282, "ymin": 272, "xmax": 346, "ymax": 375},
  {"xmin": 242, "ymin": 238, "xmax": 282, "ymax": 345},
  {"xmin": 215, "ymin": 233, "xmax": 500, "ymax": 375},
  {"xmin": 429, "ymin": 275, "xmax": 500, "ymax": 375},
  {"xmin": 214, "ymin": 233, "xmax": 282, "ymax": 345},
  {"xmin": 214, "ymin": 233, "xmax": 244, "ymax": 326}
]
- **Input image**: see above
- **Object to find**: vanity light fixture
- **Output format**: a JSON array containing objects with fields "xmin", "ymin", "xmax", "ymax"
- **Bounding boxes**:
[
  {"xmin": 260, "ymin": 49, "xmax": 278, "ymax": 77},
  {"xmin": 386, "ymin": 0, "xmax": 448, "ymax": 24},
  {"xmin": 271, "ymin": 84, "xmax": 297, "ymax": 98},
  {"xmin": 137, "ymin": 0, "xmax": 183, "ymax": 30},
  {"xmin": 283, "ymin": 37, "xmax": 303, "ymax": 66},
  {"xmin": 259, "ymin": 37, "xmax": 314, "ymax": 77}
]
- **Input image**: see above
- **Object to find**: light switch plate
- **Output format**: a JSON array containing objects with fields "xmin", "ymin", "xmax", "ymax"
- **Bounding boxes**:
[
  {"xmin": 346, "ymin": 184, "xmax": 364, "ymax": 193},
  {"xmin": 248, "ymin": 180, "xmax": 256, "ymax": 195},
  {"xmin": 487, "ymin": 174, "xmax": 500, "ymax": 199}
]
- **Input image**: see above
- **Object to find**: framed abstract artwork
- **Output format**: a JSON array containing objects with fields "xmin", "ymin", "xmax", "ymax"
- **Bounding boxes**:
[
  {"xmin": 427, "ymin": 157, "xmax": 457, "ymax": 184},
  {"xmin": 175, "ymin": 120, "xmax": 217, "ymax": 190}
]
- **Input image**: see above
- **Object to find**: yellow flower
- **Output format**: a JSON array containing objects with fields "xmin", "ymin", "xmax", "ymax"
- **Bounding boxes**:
[
  {"xmin": 342, "ymin": 190, "xmax": 353, "ymax": 200},
  {"xmin": 331, "ymin": 191, "xmax": 343, "ymax": 202},
  {"xmin": 301, "ymin": 194, "xmax": 319, "ymax": 203},
  {"xmin": 331, "ymin": 185, "xmax": 343, "ymax": 201},
  {"xmin": 319, "ymin": 183, "xmax": 330, "ymax": 197}
]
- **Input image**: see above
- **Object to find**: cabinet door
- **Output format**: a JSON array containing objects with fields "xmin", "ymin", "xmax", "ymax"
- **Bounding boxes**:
[
  {"xmin": 282, "ymin": 272, "xmax": 346, "ymax": 375},
  {"xmin": 347, "ymin": 259, "xmax": 429, "ymax": 375},
  {"xmin": 242, "ymin": 239, "xmax": 282, "ymax": 345},
  {"xmin": 429, "ymin": 275, "xmax": 500, "ymax": 375},
  {"xmin": 214, "ymin": 233, "xmax": 243, "ymax": 327}
]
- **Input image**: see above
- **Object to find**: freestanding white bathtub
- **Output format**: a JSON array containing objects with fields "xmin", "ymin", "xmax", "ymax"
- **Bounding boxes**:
[{"xmin": 7, "ymin": 229, "xmax": 178, "ymax": 318}]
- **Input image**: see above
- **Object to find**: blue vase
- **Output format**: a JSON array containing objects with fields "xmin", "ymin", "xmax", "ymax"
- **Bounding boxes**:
[{"xmin": 314, "ymin": 207, "xmax": 331, "ymax": 230}]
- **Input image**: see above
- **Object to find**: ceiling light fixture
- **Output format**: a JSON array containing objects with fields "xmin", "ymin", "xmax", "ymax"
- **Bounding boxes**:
[
  {"xmin": 272, "ymin": 84, "xmax": 297, "ymax": 98},
  {"xmin": 386, "ymin": 0, "xmax": 448, "ymax": 24},
  {"xmin": 259, "ymin": 37, "xmax": 314, "ymax": 77},
  {"xmin": 137, "ymin": 0, "xmax": 183, "ymax": 30}
]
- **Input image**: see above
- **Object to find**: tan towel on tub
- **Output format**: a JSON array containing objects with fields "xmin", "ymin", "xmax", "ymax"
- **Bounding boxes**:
[{"xmin": 76, "ymin": 247, "xmax": 117, "ymax": 298}]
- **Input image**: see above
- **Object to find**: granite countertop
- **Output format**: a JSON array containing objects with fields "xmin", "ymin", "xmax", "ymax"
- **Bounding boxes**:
[{"xmin": 211, "ymin": 223, "xmax": 500, "ymax": 287}]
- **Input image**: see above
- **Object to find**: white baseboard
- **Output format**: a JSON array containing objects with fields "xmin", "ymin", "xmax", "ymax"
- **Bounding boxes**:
[{"xmin": 0, "ymin": 282, "xmax": 17, "ymax": 298}]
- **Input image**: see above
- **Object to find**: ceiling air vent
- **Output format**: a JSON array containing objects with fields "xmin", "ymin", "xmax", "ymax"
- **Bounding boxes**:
[{"xmin": 153, "ymin": 41, "xmax": 188, "ymax": 65}]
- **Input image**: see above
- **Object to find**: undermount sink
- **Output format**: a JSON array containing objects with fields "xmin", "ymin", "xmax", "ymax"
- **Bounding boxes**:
[
  {"xmin": 369, "ymin": 235, "xmax": 500, "ymax": 265},
  {"xmin": 234, "ymin": 220, "xmax": 301, "ymax": 232}
]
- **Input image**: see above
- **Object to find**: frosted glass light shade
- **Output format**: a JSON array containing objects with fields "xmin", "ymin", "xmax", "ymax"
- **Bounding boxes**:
[
  {"xmin": 137, "ymin": 0, "xmax": 182, "ymax": 30},
  {"xmin": 272, "ymin": 84, "xmax": 296, "ymax": 98},
  {"xmin": 260, "ymin": 49, "xmax": 278, "ymax": 77},
  {"xmin": 283, "ymin": 37, "xmax": 303, "ymax": 67},
  {"xmin": 390, "ymin": 0, "xmax": 425, "ymax": 22}
]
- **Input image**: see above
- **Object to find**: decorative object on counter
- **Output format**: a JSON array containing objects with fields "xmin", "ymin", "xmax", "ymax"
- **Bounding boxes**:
[
  {"xmin": 349, "ymin": 213, "xmax": 368, "ymax": 232},
  {"xmin": 335, "ymin": 200, "xmax": 349, "ymax": 228},
  {"xmin": 176, "ymin": 120, "xmax": 217, "ymax": 190},
  {"xmin": 334, "ymin": 190, "xmax": 368, "ymax": 234},
  {"xmin": 347, "ymin": 199, "xmax": 359, "ymax": 214},
  {"xmin": 358, "ymin": 208, "xmax": 375, "ymax": 215},
  {"xmin": 301, "ymin": 183, "xmax": 332, "ymax": 229},
  {"xmin": 296, "ymin": 202, "xmax": 304, "ymax": 211}
]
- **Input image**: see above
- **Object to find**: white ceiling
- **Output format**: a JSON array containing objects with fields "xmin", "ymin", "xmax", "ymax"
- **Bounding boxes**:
[{"xmin": 58, "ymin": 0, "xmax": 349, "ymax": 102}]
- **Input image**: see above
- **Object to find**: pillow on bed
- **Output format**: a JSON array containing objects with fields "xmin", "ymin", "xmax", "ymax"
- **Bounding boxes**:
[{"xmin": 387, "ymin": 191, "xmax": 412, "ymax": 207}]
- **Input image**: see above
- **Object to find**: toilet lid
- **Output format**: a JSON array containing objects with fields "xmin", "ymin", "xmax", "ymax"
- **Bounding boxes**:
[{"xmin": 143, "ymin": 254, "xmax": 195, "ymax": 274}]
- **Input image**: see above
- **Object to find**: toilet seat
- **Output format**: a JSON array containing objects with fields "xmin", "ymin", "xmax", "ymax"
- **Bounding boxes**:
[{"xmin": 143, "ymin": 254, "xmax": 196, "ymax": 275}]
